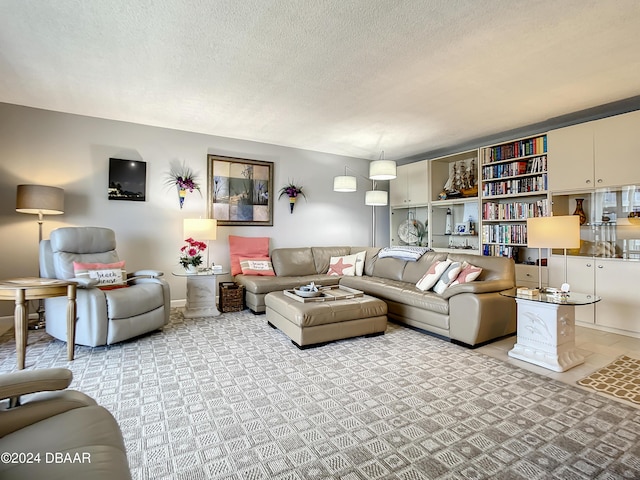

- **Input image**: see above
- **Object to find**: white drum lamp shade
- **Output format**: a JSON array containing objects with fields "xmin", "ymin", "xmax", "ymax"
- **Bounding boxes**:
[
  {"xmin": 16, "ymin": 185, "xmax": 64, "ymax": 216},
  {"xmin": 527, "ymin": 215, "xmax": 580, "ymax": 288},
  {"xmin": 333, "ymin": 175, "xmax": 357, "ymax": 192},
  {"xmin": 183, "ymin": 219, "xmax": 217, "ymax": 240},
  {"xmin": 365, "ymin": 190, "xmax": 388, "ymax": 206},
  {"xmin": 369, "ymin": 160, "xmax": 397, "ymax": 180},
  {"xmin": 527, "ymin": 216, "xmax": 580, "ymax": 249}
]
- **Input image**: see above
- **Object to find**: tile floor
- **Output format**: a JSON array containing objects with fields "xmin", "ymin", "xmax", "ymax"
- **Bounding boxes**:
[{"xmin": 477, "ymin": 325, "xmax": 640, "ymax": 409}]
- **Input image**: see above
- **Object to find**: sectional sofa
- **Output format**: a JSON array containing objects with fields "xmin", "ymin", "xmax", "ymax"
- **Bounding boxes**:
[{"xmin": 234, "ymin": 246, "xmax": 516, "ymax": 347}]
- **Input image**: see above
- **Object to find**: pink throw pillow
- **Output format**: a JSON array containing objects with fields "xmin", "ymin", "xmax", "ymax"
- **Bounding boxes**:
[
  {"xmin": 229, "ymin": 236, "xmax": 270, "ymax": 276},
  {"xmin": 450, "ymin": 262, "xmax": 483, "ymax": 287}
]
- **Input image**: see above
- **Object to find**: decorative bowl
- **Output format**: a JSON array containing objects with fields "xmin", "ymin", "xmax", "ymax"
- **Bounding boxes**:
[{"xmin": 294, "ymin": 288, "xmax": 322, "ymax": 298}]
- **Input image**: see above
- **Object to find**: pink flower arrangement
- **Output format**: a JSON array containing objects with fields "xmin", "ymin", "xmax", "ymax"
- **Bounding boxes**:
[{"xmin": 179, "ymin": 238, "xmax": 207, "ymax": 268}]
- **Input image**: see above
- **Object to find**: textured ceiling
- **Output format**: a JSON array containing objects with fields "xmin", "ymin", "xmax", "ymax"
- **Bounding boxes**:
[{"xmin": 1, "ymin": 0, "xmax": 640, "ymax": 161}]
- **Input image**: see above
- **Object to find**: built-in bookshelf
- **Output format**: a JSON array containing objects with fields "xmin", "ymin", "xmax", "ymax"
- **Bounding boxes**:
[{"xmin": 480, "ymin": 134, "xmax": 549, "ymax": 263}]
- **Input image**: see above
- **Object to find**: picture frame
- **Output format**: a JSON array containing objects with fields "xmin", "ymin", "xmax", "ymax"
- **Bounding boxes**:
[
  {"xmin": 108, "ymin": 158, "xmax": 146, "ymax": 201},
  {"xmin": 207, "ymin": 154, "xmax": 274, "ymax": 226},
  {"xmin": 455, "ymin": 222, "xmax": 469, "ymax": 235}
]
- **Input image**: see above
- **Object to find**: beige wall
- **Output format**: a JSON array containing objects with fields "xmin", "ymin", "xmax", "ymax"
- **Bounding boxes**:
[{"xmin": 0, "ymin": 103, "xmax": 389, "ymax": 316}]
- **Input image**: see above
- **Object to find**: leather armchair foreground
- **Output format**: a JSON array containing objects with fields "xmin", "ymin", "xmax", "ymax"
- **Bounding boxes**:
[{"xmin": 0, "ymin": 368, "xmax": 131, "ymax": 480}]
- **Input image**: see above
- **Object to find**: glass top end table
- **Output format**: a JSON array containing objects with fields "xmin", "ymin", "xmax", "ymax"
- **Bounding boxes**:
[{"xmin": 500, "ymin": 288, "xmax": 600, "ymax": 372}]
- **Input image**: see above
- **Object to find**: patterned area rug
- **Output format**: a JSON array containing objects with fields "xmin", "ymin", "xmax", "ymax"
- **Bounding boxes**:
[
  {"xmin": 578, "ymin": 355, "xmax": 640, "ymax": 406},
  {"xmin": 1, "ymin": 309, "xmax": 640, "ymax": 480}
]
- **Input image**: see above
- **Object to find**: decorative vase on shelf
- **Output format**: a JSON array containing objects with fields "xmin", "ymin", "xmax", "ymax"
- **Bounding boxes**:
[
  {"xmin": 184, "ymin": 265, "xmax": 197, "ymax": 274},
  {"xmin": 573, "ymin": 198, "xmax": 587, "ymax": 225}
]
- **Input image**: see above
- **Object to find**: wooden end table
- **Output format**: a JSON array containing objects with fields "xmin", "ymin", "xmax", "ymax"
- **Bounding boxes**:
[{"xmin": 0, "ymin": 278, "xmax": 77, "ymax": 370}]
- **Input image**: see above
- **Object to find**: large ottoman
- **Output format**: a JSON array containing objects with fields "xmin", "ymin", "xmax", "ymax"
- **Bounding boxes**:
[{"xmin": 265, "ymin": 290, "xmax": 388, "ymax": 348}]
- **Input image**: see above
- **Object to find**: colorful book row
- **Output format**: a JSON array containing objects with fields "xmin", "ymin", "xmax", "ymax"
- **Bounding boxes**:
[
  {"xmin": 484, "ymin": 136, "xmax": 547, "ymax": 163},
  {"xmin": 482, "ymin": 155, "xmax": 547, "ymax": 180},
  {"xmin": 481, "ymin": 224, "xmax": 527, "ymax": 245},
  {"xmin": 482, "ymin": 200, "xmax": 549, "ymax": 220},
  {"xmin": 482, "ymin": 244, "xmax": 519, "ymax": 259},
  {"xmin": 482, "ymin": 174, "xmax": 547, "ymax": 197}
]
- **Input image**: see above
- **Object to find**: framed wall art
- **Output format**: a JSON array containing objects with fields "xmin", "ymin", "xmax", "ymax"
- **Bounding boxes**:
[
  {"xmin": 207, "ymin": 154, "xmax": 274, "ymax": 226},
  {"xmin": 108, "ymin": 158, "xmax": 146, "ymax": 201}
]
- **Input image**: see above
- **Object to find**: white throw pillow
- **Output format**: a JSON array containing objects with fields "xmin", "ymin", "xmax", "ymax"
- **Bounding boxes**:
[
  {"xmin": 416, "ymin": 260, "xmax": 452, "ymax": 291},
  {"xmin": 433, "ymin": 262, "xmax": 463, "ymax": 294},
  {"xmin": 327, "ymin": 254, "xmax": 358, "ymax": 276},
  {"xmin": 354, "ymin": 250, "xmax": 366, "ymax": 276}
]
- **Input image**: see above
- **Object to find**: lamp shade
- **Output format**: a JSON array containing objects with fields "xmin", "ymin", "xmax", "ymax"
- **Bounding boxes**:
[
  {"xmin": 16, "ymin": 185, "xmax": 64, "ymax": 215},
  {"xmin": 183, "ymin": 219, "xmax": 217, "ymax": 240},
  {"xmin": 365, "ymin": 190, "xmax": 388, "ymax": 206},
  {"xmin": 333, "ymin": 175, "xmax": 357, "ymax": 192},
  {"xmin": 369, "ymin": 160, "xmax": 397, "ymax": 180},
  {"xmin": 527, "ymin": 216, "xmax": 580, "ymax": 249}
]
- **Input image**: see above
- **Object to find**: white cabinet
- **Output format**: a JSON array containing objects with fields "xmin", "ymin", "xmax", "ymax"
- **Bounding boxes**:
[
  {"xmin": 548, "ymin": 110, "xmax": 640, "ymax": 192},
  {"xmin": 390, "ymin": 161, "xmax": 429, "ymax": 207},
  {"xmin": 549, "ymin": 255, "xmax": 640, "ymax": 335},
  {"xmin": 515, "ymin": 264, "xmax": 548, "ymax": 289},
  {"xmin": 547, "ymin": 122, "xmax": 594, "ymax": 192}
]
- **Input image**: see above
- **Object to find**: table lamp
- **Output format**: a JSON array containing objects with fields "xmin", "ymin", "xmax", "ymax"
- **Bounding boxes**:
[
  {"xmin": 183, "ymin": 219, "xmax": 217, "ymax": 269},
  {"xmin": 527, "ymin": 215, "xmax": 581, "ymax": 291}
]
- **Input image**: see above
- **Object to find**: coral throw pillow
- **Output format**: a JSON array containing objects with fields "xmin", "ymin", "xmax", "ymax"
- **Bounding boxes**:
[
  {"xmin": 449, "ymin": 262, "xmax": 483, "ymax": 287},
  {"xmin": 327, "ymin": 254, "xmax": 358, "ymax": 276},
  {"xmin": 239, "ymin": 257, "xmax": 276, "ymax": 276},
  {"xmin": 416, "ymin": 260, "xmax": 451, "ymax": 291},
  {"xmin": 73, "ymin": 261, "xmax": 127, "ymax": 289},
  {"xmin": 433, "ymin": 262, "xmax": 463, "ymax": 294},
  {"xmin": 229, "ymin": 236, "xmax": 270, "ymax": 276}
]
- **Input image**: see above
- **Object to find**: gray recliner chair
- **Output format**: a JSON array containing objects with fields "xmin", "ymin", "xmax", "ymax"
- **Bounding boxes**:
[
  {"xmin": 0, "ymin": 368, "xmax": 131, "ymax": 479},
  {"xmin": 40, "ymin": 226, "xmax": 170, "ymax": 347}
]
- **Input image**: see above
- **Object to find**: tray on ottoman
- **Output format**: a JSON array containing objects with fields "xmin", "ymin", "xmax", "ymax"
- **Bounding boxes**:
[{"xmin": 283, "ymin": 285, "xmax": 363, "ymax": 303}]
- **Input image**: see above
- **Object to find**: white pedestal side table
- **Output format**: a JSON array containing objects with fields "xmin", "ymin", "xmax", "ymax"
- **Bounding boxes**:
[
  {"xmin": 500, "ymin": 288, "xmax": 600, "ymax": 372},
  {"xmin": 172, "ymin": 270, "xmax": 229, "ymax": 318}
]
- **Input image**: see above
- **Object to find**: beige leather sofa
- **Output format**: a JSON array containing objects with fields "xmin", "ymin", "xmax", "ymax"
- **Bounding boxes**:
[
  {"xmin": 0, "ymin": 368, "xmax": 131, "ymax": 479},
  {"xmin": 235, "ymin": 246, "xmax": 516, "ymax": 347}
]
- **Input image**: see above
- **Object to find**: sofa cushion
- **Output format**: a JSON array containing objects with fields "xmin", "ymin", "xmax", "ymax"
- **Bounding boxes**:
[
  {"xmin": 433, "ymin": 262, "xmax": 463, "ymax": 294},
  {"xmin": 350, "ymin": 247, "xmax": 381, "ymax": 276},
  {"xmin": 327, "ymin": 254, "xmax": 358, "ymax": 276},
  {"xmin": 450, "ymin": 262, "xmax": 483, "ymax": 287},
  {"xmin": 372, "ymin": 257, "xmax": 407, "ymax": 281},
  {"xmin": 229, "ymin": 236, "xmax": 270, "ymax": 276},
  {"xmin": 402, "ymin": 251, "xmax": 449, "ymax": 284},
  {"xmin": 311, "ymin": 246, "xmax": 351, "ymax": 274},
  {"xmin": 239, "ymin": 257, "xmax": 276, "ymax": 276},
  {"xmin": 271, "ymin": 247, "xmax": 317, "ymax": 276},
  {"xmin": 73, "ymin": 261, "xmax": 127, "ymax": 289},
  {"xmin": 416, "ymin": 260, "xmax": 451, "ymax": 291}
]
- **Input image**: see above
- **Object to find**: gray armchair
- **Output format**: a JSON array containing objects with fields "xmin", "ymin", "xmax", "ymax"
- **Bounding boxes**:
[
  {"xmin": 0, "ymin": 368, "xmax": 131, "ymax": 479},
  {"xmin": 40, "ymin": 227, "xmax": 170, "ymax": 347}
]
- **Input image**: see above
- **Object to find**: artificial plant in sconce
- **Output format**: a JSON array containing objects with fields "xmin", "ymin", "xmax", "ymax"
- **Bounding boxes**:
[
  {"xmin": 165, "ymin": 161, "xmax": 201, "ymax": 208},
  {"xmin": 278, "ymin": 181, "xmax": 306, "ymax": 213}
]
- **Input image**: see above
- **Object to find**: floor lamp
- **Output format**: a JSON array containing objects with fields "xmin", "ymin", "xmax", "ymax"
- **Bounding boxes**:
[
  {"xmin": 16, "ymin": 184, "xmax": 65, "ymax": 328},
  {"xmin": 333, "ymin": 154, "xmax": 396, "ymax": 247},
  {"xmin": 526, "ymin": 215, "xmax": 581, "ymax": 292},
  {"xmin": 183, "ymin": 219, "xmax": 218, "ymax": 269}
]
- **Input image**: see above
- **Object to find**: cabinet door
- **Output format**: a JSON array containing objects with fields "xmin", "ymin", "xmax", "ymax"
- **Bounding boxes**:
[
  {"xmin": 595, "ymin": 259, "xmax": 640, "ymax": 333},
  {"xmin": 594, "ymin": 110, "xmax": 640, "ymax": 187},
  {"xmin": 389, "ymin": 165, "xmax": 409, "ymax": 207},
  {"xmin": 549, "ymin": 255, "xmax": 595, "ymax": 324},
  {"xmin": 406, "ymin": 161, "xmax": 429, "ymax": 206},
  {"xmin": 548, "ymin": 122, "xmax": 594, "ymax": 192},
  {"xmin": 391, "ymin": 161, "xmax": 428, "ymax": 206}
]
